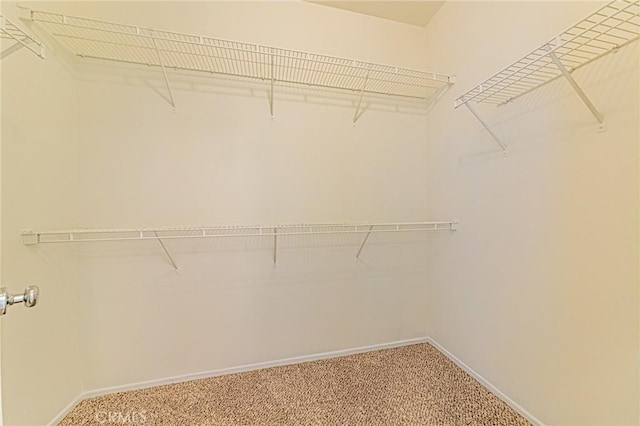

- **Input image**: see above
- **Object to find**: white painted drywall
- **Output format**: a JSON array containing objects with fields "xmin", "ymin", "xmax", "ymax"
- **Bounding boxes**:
[
  {"xmin": 5, "ymin": 2, "xmax": 636, "ymax": 424},
  {"xmin": 424, "ymin": 1, "xmax": 639, "ymax": 425},
  {"xmin": 17, "ymin": 1, "xmax": 446, "ymax": 394},
  {"xmin": 1, "ymin": 3, "xmax": 83, "ymax": 425}
]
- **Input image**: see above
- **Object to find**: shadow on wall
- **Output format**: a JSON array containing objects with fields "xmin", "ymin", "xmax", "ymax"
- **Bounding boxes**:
[{"xmin": 457, "ymin": 41, "xmax": 639, "ymax": 163}]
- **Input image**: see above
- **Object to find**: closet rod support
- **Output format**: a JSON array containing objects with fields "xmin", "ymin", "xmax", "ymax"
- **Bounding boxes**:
[
  {"xmin": 464, "ymin": 102, "xmax": 507, "ymax": 152},
  {"xmin": 151, "ymin": 36, "xmax": 176, "ymax": 110},
  {"xmin": 154, "ymin": 232, "xmax": 179, "ymax": 271},
  {"xmin": 355, "ymin": 225, "xmax": 374, "ymax": 259},
  {"xmin": 546, "ymin": 48, "xmax": 605, "ymax": 130}
]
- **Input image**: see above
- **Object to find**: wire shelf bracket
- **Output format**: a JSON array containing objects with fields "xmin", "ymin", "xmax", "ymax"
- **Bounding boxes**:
[
  {"xmin": 21, "ymin": 221, "xmax": 459, "ymax": 268},
  {"xmin": 1, "ymin": 14, "xmax": 45, "ymax": 60},
  {"xmin": 355, "ymin": 225, "xmax": 374, "ymax": 259},
  {"xmin": 28, "ymin": 9, "xmax": 454, "ymax": 120},
  {"xmin": 454, "ymin": 0, "xmax": 639, "ymax": 151},
  {"xmin": 153, "ymin": 231, "xmax": 179, "ymax": 270},
  {"xmin": 273, "ymin": 227, "xmax": 278, "ymax": 265},
  {"xmin": 269, "ymin": 53, "xmax": 275, "ymax": 118},
  {"xmin": 151, "ymin": 33, "xmax": 176, "ymax": 110},
  {"xmin": 464, "ymin": 101, "xmax": 507, "ymax": 152},
  {"xmin": 353, "ymin": 66, "xmax": 372, "ymax": 124},
  {"xmin": 545, "ymin": 42, "xmax": 606, "ymax": 131}
]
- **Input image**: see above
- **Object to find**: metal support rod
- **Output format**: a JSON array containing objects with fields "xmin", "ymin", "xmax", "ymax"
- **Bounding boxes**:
[
  {"xmin": 547, "ymin": 49, "xmax": 605, "ymax": 126},
  {"xmin": 154, "ymin": 232, "xmax": 178, "ymax": 271},
  {"xmin": 151, "ymin": 36, "xmax": 176, "ymax": 109},
  {"xmin": 464, "ymin": 102, "xmax": 507, "ymax": 152},
  {"xmin": 273, "ymin": 227, "xmax": 277, "ymax": 265},
  {"xmin": 269, "ymin": 54, "xmax": 275, "ymax": 118},
  {"xmin": 356, "ymin": 225, "xmax": 374, "ymax": 259},
  {"xmin": 353, "ymin": 68, "xmax": 372, "ymax": 123}
]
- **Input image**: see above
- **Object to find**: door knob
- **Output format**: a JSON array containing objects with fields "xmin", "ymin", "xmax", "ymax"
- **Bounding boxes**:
[{"xmin": 0, "ymin": 286, "xmax": 40, "ymax": 316}]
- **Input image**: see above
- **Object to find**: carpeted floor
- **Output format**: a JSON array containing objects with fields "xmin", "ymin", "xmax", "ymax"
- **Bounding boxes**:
[{"xmin": 61, "ymin": 343, "xmax": 531, "ymax": 425}]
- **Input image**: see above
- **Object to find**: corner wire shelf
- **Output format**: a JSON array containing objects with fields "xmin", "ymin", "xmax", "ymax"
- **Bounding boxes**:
[
  {"xmin": 1, "ymin": 14, "xmax": 45, "ymax": 60},
  {"xmin": 29, "ymin": 9, "xmax": 454, "ymax": 122},
  {"xmin": 454, "ymin": 0, "xmax": 640, "ymax": 152},
  {"xmin": 22, "ymin": 221, "xmax": 459, "ymax": 270}
]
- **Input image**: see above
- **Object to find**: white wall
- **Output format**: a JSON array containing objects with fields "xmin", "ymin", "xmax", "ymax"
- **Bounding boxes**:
[
  {"xmin": 7, "ymin": 2, "xmax": 634, "ymax": 425},
  {"xmin": 16, "ymin": 1, "xmax": 447, "ymax": 394},
  {"xmin": 424, "ymin": 1, "xmax": 639, "ymax": 425},
  {"xmin": 1, "ymin": 2, "xmax": 83, "ymax": 425}
]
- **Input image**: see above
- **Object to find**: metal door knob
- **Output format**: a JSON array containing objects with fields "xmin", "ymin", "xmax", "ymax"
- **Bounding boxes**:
[{"xmin": 0, "ymin": 285, "xmax": 40, "ymax": 316}]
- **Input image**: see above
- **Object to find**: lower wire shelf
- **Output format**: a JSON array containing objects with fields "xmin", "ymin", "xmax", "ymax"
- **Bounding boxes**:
[{"xmin": 21, "ymin": 221, "xmax": 459, "ymax": 269}]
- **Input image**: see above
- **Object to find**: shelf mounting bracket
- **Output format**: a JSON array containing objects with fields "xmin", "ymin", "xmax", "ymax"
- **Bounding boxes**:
[
  {"xmin": 154, "ymin": 232, "xmax": 178, "ymax": 271},
  {"xmin": 151, "ymin": 36, "xmax": 176, "ymax": 110},
  {"xmin": 269, "ymin": 53, "xmax": 275, "ymax": 118},
  {"xmin": 353, "ymin": 67, "xmax": 372, "ymax": 124},
  {"xmin": 546, "ymin": 45, "xmax": 605, "ymax": 130},
  {"xmin": 355, "ymin": 225, "xmax": 374, "ymax": 259},
  {"xmin": 464, "ymin": 102, "xmax": 507, "ymax": 152},
  {"xmin": 273, "ymin": 227, "xmax": 278, "ymax": 266}
]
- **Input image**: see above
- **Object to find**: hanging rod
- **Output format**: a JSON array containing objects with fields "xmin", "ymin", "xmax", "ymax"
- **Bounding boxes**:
[
  {"xmin": 1, "ymin": 14, "xmax": 45, "ymax": 59},
  {"xmin": 22, "ymin": 221, "xmax": 459, "ymax": 269},
  {"xmin": 29, "ymin": 9, "xmax": 454, "ymax": 121},
  {"xmin": 454, "ymin": 0, "xmax": 639, "ymax": 151}
]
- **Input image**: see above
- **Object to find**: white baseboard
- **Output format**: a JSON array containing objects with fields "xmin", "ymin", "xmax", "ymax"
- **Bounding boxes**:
[
  {"xmin": 47, "ymin": 393, "xmax": 85, "ymax": 426},
  {"xmin": 48, "ymin": 337, "xmax": 543, "ymax": 426},
  {"xmin": 426, "ymin": 337, "xmax": 545, "ymax": 426},
  {"xmin": 48, "ymin": 337, "xmax": 429, "ymax": 425}
]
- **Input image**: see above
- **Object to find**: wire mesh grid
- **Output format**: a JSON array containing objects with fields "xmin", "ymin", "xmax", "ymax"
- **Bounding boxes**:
[
  {"xmin": 21, "ymin": 222, "xmax": 458, "ymax": 244},
  {"xmin": 30, "ymin": 10, "xmax": 452, "ymax": 100},
  {"xmin": 0, "ymin": 14, "xmax": 45, "ymax": 58},
  {"xmin": 454, "ymin": 0, "xmax": 639, "ymax": 107}
]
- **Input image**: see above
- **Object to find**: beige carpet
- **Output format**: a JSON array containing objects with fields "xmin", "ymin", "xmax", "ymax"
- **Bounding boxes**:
[{"xmin": 61, "ymin": 343, "xmax": 530, "ymax": 425}]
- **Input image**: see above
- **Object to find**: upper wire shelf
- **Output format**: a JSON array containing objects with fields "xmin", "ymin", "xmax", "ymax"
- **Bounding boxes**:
[
  {"xmin": 22, "ymin": 221, "xmax": 459, "ymax": 269},
  {"xmin": 29, "ymin": 9, "xmax": 454, "ymax": 120},
  {"xmin": 454, "ymin": 0, "xmax": 639, "ymax": 108},
  {"xmin": 1, "ymin": 14, "xmax": 45, "ymax": 59}
]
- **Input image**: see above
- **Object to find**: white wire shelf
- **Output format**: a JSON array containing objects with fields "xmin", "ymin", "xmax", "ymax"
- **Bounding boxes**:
[
  {"xmin": 22, "ymin": 221, "xmax": 459, "ymax": 244},
  {"xmin": 29, "ymin": 9, "xmax": 454, "ymax": 120},
  {"xmin": 22, "ymin": 221, "xmax": 459, "ymax": 269},
  {"xmin": 455, "ymin": 0, "xmax": 639, "ymax": 107},
  {"xmin": 1, "ymin": 14, "xmax": 45, "ymax": 59},
  {"xmin": 454, "ymin": 0, "xmax": 639, "ymax": 151}
]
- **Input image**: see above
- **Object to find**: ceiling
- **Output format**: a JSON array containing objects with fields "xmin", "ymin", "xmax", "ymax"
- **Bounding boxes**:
[{"xmin": 307, "ymin": 1, "xmax": 445, "ymax": 27}]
